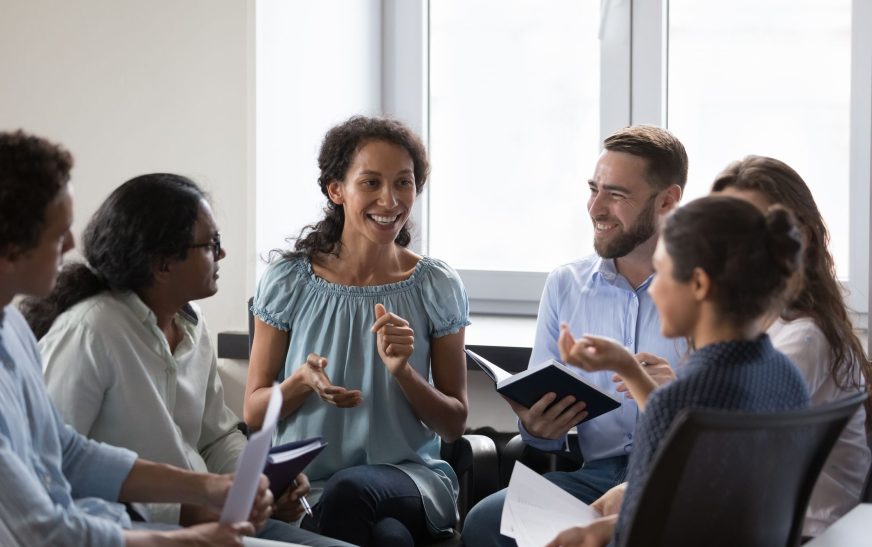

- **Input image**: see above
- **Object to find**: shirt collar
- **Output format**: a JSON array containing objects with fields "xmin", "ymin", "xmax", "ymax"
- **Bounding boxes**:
[
  {"xmin": 118, "ymin": 291, "xmax": 199, "ymax": 328},
  {"xmin": 594, "ymin": 256, "xmax": 655, "ymax": 291}
]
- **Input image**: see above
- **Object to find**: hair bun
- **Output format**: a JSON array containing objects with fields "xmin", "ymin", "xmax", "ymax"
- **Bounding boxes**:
[{"xmin": 764, "ymin": 205, "xmax": 804, "ymax": 277}]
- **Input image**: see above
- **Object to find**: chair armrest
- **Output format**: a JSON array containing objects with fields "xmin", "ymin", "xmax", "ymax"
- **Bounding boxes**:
[
  {"xmin": 499, "ymin": 433, "xmax": 583, "ymax": 487},
  {"xmin": 442, "ymin": 434, "xmax": 499, "ymax": 526}
]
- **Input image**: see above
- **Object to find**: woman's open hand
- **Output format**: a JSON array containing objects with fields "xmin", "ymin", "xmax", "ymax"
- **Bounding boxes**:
[{"xmin": 296, "ymin": 353, "xmax": 363, "ymax": 407}]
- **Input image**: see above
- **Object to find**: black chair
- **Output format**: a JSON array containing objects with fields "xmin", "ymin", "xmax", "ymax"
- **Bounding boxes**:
[
  {"xmin": 617, "ymin": 392, "xmax": 867, "ymax": 547},
  {"xmin": 246, "ymin": 298, "xmax": 499, "ymax": 542},
  {"xmin": 500, "ymin": 431, "xmax": 582, "ymax": 487}
]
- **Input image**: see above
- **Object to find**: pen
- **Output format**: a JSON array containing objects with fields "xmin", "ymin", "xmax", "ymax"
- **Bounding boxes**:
[{"xmin": 294, "ymin": 479, "xmax": 314, "ymax": 517}]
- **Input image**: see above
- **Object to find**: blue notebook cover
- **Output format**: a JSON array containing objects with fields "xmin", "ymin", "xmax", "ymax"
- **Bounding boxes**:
[
  {"xmin": 264, "ymin": 437, "xmax": 326, "ymax": 499},
  {"xmin": 465, "ymin": 349, "xmax": 621, "ymax": 423}
]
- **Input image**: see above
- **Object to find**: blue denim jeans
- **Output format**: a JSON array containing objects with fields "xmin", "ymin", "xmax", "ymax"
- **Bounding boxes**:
[
  {"xmin": 461, "ymin": 455, "xmax": 629, "ymax": 547},
  {"xmin": 302, "ymin": 464, "xmax": 430, "ymax": 547}
]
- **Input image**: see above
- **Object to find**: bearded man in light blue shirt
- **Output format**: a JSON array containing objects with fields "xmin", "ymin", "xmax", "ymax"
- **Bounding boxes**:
[{"xmin": 463, "ymin": 125, "xmax": 689, "ymax": 547}]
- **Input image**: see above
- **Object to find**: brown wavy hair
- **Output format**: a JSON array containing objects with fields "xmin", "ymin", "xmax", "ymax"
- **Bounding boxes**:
[{"xmin": 712, "ymin": 156, "xmax": 871, "ymax": 423}]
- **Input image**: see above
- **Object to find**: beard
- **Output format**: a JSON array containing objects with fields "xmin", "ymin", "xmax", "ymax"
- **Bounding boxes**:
[{"xmin": 593, "ymin": 196, "xmax": 658, "ymax": 259}]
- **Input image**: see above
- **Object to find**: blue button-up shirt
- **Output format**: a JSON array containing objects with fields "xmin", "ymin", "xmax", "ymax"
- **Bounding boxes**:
[
  {"xmin": 0, "ymin": 306, "xmax": 137, "ymax": 547},
  {"xmin": 521, "ymin": 255, "xmax": 687, "ymax": 461}
]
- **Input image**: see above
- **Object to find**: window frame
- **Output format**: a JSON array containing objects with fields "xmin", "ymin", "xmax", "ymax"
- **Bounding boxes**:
[{"xmin": 382, "ymin": 0, "xmax": 871, "ymax": 322}]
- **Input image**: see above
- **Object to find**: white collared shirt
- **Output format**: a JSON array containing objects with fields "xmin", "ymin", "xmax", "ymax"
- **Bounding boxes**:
[
  {"xmin": 41, "ymin": 291, "xmax": 246, "ymax": 524},
  {"xmin": 769, "ymin": 317, "xmax": 871, "ymax": 536}
]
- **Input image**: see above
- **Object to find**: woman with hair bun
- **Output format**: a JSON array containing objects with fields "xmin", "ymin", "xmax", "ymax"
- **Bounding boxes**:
[
  {"xmin": 546, "ymin": 196, "xmax": 811, "ymax": 547},
  {"xmin": 244, "ymin": 116, "xmax": 469, "ymax": 547},
  {"xmin": 713, "ymin": 155, "xmax": 871, "ymax": 536}
]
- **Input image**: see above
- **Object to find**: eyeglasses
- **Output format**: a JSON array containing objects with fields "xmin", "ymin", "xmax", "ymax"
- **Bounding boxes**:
[{"xmin": 188, "ymin": 236, "xmax": 222, "ymax": 260}]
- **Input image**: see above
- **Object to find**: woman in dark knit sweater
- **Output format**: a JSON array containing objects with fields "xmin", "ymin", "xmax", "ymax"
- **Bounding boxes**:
[{"xmin": 547, "ymin": 196, "xmax": 811, "ymax": 547}]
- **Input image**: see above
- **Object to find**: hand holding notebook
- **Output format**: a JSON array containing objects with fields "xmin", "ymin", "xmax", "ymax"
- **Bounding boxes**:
[
  {"xmin": 465, "ymin": 349, "xmax": 621, "ymax": 424},
  {"xmin": 264, "ymin": 437, "xmax": 327, "ymax": 499}
]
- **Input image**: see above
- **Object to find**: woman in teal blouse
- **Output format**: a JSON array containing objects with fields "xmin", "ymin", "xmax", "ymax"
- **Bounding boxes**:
[{"xmin": 244, "ymin": 116, "xmax": 470, "ymax": 547}]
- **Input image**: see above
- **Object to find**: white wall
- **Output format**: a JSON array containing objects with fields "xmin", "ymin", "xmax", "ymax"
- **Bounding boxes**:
[
  {"xmin": 255, "ymin": 0, "xmax": 383, "ymax": 278},
  {"xmin": 0, "ymin": 0, "xmax": 252, "ymax": 338},
  {"xmin": 0, "ymin": 0, "xmax": 522, "ymax": 433}
]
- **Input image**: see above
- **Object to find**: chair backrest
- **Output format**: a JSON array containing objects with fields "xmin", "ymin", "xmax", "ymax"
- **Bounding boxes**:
[{"xmin": 619, "ymin": 392, "xmax": 867, "ymax": 547}]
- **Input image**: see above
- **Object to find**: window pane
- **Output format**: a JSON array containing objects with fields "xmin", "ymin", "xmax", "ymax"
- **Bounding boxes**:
[
  {"xmin": 668, "ymin": 0, "xmax": 851, "ymax": 276},
  {"xmin": 428, "ymin": 0, "xmax": 600, "ymax": 272}
]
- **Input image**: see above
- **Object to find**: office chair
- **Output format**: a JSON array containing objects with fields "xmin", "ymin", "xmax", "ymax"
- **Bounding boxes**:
[
  {"xmin": 499, "ymin": 431, "xmax": 583, "ymax": 487},
  {"xmin": 617, "ymin": 392, "xmax": 867, "ymax": 547}
]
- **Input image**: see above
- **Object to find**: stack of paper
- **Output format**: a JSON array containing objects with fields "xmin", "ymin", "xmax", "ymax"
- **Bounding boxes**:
[{"xmin": 500, "ymin": 462, "xmax": 601, "ymax": 547}]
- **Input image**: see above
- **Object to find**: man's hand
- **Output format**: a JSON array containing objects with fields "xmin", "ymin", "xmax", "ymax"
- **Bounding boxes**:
[
  {"xmin": 273, "ymin": 473, "xmax": 310, "ymax": 522},
  {"xmin": 248, "ymin": 474, "xmax": 275, "ymax": 530},
  {"xmin": 613, "ymin": 352, "xmax": 675, "ymax": 399},
  {"xmin": 296, "ymin": 353, "xmax": 363, "ymax": 407},
  {"xmin": 372, "ymin": 303, "xmax": 415, "ymax": 376},
  {"xmin": 545, "ymin": 515, "xmax": 617, "ymax": 547},
  {"xmin": 505, "ymin": 392, "xmax": 587, "ymax": 440},
  {"xmin": 591, "ymin": 482, "xmax": 627, "ymax": 517},
  {"xmin": 201, "ymin": 473, "xmax": 274, "ymax": 531}
]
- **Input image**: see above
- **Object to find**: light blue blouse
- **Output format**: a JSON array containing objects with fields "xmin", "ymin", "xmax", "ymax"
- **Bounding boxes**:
[{"xmin": 252, "ymin": 255, "xmax": 470, "ymax": 534}]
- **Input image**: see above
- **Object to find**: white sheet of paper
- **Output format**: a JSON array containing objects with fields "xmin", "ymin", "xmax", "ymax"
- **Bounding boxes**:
[
  {"xmin": 500, "ymin": 462, "xmax": 602, "ymax": 547},
  {"xmin": 220, "ymin": 384, "xmax": 282, "ymax": 524}
]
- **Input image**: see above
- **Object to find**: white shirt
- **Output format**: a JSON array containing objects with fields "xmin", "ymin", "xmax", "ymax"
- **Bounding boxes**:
[
  {"xmin": 769, "ymin": 317, "xmax": 871, "ymax": 536},
  {"xmin": 41, "ymin": 291, "xmax": 246, "ymax": 524}
]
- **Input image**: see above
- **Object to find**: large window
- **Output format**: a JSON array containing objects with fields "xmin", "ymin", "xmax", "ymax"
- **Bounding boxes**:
[
  {"xmin": 428, "ymin": 0, "xmax": 601, "ymax": 273},
  {"xmin": 257, "ymin": 0, "xmax": 871, "ymax": 319},
  {"xmin": 668, "ymin": 0, "xmax": 852, "ymax": 277},
  {"xmin": 412, "ymin": 0, "xmax": 870, "ymax": 315}
]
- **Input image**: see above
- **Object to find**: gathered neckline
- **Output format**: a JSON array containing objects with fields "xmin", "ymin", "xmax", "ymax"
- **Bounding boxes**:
[{"xmin": 296, "ymin": 255, "xmax": 435, "ymax": 296}]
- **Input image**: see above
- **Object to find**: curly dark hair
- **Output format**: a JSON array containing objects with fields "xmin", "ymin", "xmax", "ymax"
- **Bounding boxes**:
[
  {"xmin": 20, "ymin": 173, "xmax": 206, "ymax": 339},
  {"xmin": 712, "ymin": 156, "xmax": 872, "ymax": 417},
  {"xmin": 281, "ymin": 115, "xmax": 429, "ymax": 260},
  {"xmin": 0, "ymin": 130, "xmax": 73, "ymax": 256},
  {"xmin": 603, "ymin": 125, "xmax": 688, "ymax": 192},
  {"xmin": 663, "ymin": 196, "xmax": 804, "ymax": 330}
]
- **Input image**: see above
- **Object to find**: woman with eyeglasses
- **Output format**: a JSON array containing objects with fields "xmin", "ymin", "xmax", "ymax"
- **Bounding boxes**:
[{"xmin": 21, "ymin": 173, "xmax": 350, "ymax": 547}]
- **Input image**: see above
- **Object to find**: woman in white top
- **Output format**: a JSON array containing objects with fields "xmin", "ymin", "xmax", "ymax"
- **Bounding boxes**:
[{"xmin": 713, "ymin": 155, "xmax": 871, "ymax": 536}]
